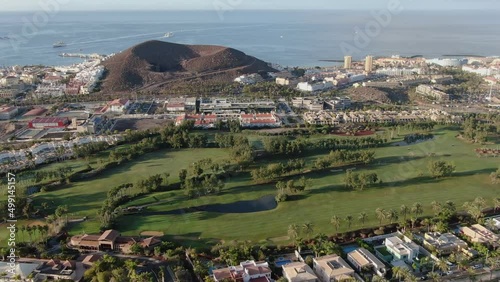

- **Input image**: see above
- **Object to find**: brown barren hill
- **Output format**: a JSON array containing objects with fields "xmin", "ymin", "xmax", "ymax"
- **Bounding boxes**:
[{"xmin": 101, "ymin": 40, "xmax": 276, "ymax": 92}]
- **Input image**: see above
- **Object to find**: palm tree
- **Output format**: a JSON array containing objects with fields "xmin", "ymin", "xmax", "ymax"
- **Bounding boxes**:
[
  {"xmin": 392, "ymin": 266, "xmax": 405, "ymax": 282},
  {"xmin": 411, "ymin": 202, "xmax": 423, "ymax": 218},
  {"xmin": 421, "ymin": 218, "xmax": 432, "ymax": 233},
  {"xmin": 486, "ymin": 255, "xmax": 500, "ymax": 280},
  {"xmin": 427, "ymin": 272, "xmax": 441, "ymax": 282},
  {"xmin": 444, "ymin": 200, "xmax": 456, "ymax": 212},
  {"xmin": 387, "ymin": 209, "xmax": 398, "ymax": 224},
  {"xmin": 493, "ymin": 197, "xmax": 500, "ymax": 213},
  {"xmin": 345, "ymin": 215, "xmax": 353, "ymax": 229},
  {"xmin": 430, "ymin": 201, "xmax": 442, "ymax": 216},
  {"xmin": 331, "ymin": 215, "xmax": 341, "ymax": 233},
  {"xmin": 371, "ymin": 276, "xmax": 389, "ymax": 282},
  {"xmin": 466, "ymin": 268, "xmax": 478, "ymax": 282},
  {"xmin": 288, "ymin": 224, "xmax": 299, "ymax": 240},
  {"xmin": 358, "ymin": 212, "xmax": 368, "ymax": 227},
  {"xmin": 400, "ymin": 204, "xmax": 409, "ymax": 221},
  {"xmin": 435, "ymin": 259, "xmax": 449, "ymax": 273},
  {"xmin": 302, "ymin": 222, "xmax": 314, "ymax": 239},
  {"xmin": 404, "ymin": 271, "xmax": 417, "ymax": 282},
  {"xmin": 375, "ymin": 208, "xmax": 386, "ymax": 226}
]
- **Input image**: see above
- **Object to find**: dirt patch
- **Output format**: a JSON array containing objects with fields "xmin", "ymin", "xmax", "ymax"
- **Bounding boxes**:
[
  {"xmin": 27, "ymin": 220, "xmax": 47, "ymax": 227},
  {"xmin": 113, "ymin": 118, "xmax": 170, "ymax": 132},
  {"xmin": 140, "ymin": 231, "xmax": 164, "ymax": 237}
]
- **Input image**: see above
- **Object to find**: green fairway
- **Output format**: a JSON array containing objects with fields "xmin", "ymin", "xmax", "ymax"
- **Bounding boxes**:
[
  {"xmin": 114, "ymin": 128, "xmax": 499, "ymax": 247},
  {"xmin": 0, "ymin": 148, "xmax": 229, "ymax": 246},
  {"xmin": 1, "ymin": 127, "xmax": 498, "ymax": 248}
]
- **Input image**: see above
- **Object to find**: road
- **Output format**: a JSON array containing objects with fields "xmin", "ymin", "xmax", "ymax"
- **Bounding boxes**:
[{"xmin": 444, "ymin": 269, "xmax": 500, "ymax": 282}]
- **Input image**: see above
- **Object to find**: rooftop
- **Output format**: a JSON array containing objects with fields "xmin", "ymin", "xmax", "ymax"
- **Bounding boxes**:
[
  {"xmin": 282, "ymin": 262, "xmax": 318, "ymax": 281},
  {"xmin": 314, "ymin": 254, "xmax": 354, "ymax": 278}
]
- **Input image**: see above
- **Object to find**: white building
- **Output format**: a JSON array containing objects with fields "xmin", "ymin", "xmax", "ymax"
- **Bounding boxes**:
[
  {"xmin": 462, "ymin": 65, "xmax": 500, "ymax": 77},
  {"xmin": 106, "ymin": 99, "xmax": 130, "ymax": 113},
  {"xmin": 349, "ymin": 74, "xmax": 366, "ymax": 83},
  {"xmin": 375, "ymin": 67, "xmax": 422, "ymax": 76},
  {"xmin": 297, "ymin": 81, "xmax": 334, "ymax": 92},
  {"xmin": 234, "ymin": 74, "xmax": 263, "ymax": 85},
  {"xmin": 0, "ymin": 76, "xmax": 19, "ymax": 86},
  {"xmin": 276, "ymin": 77, "xmax": 291, "ymax": 86},
  {"xmin": 416, "ymin": 85, "xmax": 450, "ymax": 101},
  {"xmin": 384, "ymin": 236, "xmax": 420, "ymax": 262},
  {"xmin": 426, "ymin": 58, "xmax": 468, "ymax": 67},
  {"xmin": 347, "ymin": 248, "xmax": 387, "ymax": 277},
  {"xmin": 212, "ymin": 260, "xmax": 272, "ymax": 282},
  {"xmin": 282, "ymin": 262, "xmax": 318, "ymax": 282},
  {"xmin": 313, "ymin": 254, "xmax": 355, "ymax": 282}
]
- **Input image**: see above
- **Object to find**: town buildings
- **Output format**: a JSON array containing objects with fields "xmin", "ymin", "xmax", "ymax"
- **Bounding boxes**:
[
  {"xmin": 175, "ymin": 112, "xmax": 281, "ymax": 129},
  {"xmin": 0, "ymin": 105, "xmax": 18, "ymax": 120},
  {"xmin": 292, "ymin": 97, "xmax": 324, "ymax": 111},
  {"xmin": 297, "ymin": 81, "xmax": 334, "ymax": 92},
  {"xmin": 28, "ymin": 117, "xmax": 70, "ymax": 129},
  {"xmin": 344, "ymin": 56, "xmax": 352, "ymax": 69},
  {"xmin": 423, "ymin": 232, "xmax": 468, "ymax": 255},
  {"xmin": 282, "ymin": 262, "xmax": 318, "ymax": 282},
  {"xmin": 460, "ymin": 224, "xmax": 499, "ymax": 246},
  {"xmin": 70, "ymin": 229, "xmax": 161, "ymax": 254},
  {"xmin": 381, "ymin": 236, "xmax": 420, "ymax": 263},
  {"xmin": 105, "ymin": 98, "xmax": 131, "ymax": 113},
  {"xmin": 240, "ymin": 113, "xmax": 282, "ymax": 128},
  {"xmin": 426, "ymin": 58, "xmax": 468, "ymax": 67},
  {"xmin": 347, "ymin": 248, "xmax": 387, "ymax": 277},
  {"xmin": 212, "ymin": 260, "xmax": 272, "ymax": 282},
  {"xmin": 416, "ymin": 85, "xmax": 450, "ymax": 101},
  {"xmin": 365, "ymin": 56, "xmax": 374, "ymax": 73},
  {"xmin": 313, "ymin": 254, "xmax": 355, "ymax": 282}
]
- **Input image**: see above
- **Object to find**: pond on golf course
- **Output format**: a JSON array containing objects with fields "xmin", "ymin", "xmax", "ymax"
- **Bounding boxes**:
[{"xmin": 145, "ymin": 195, "xmax": 278, "ymax": 215}]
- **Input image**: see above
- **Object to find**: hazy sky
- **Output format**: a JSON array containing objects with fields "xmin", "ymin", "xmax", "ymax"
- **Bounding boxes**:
[{"xmin": 1, "ymin": 0, "xmax": 499, "ymax": 11}]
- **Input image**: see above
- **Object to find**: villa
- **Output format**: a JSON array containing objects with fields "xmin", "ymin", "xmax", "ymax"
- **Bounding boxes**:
[
  {"xmin": 382, "ymin": 236, "xmax": 420, "ymax": 263},
  {"xmin": 313, "ymin": 254, "xmax": 355, "ymax": 282},
  {"xmin": 347, "ymin": 248, "xmax": 387, "ymax": 277},
  {"xmin": 282, "ymin": 262, "xmax": 318, "ymax": 282},
  {"xmin": 460, "ymin": 224, "xmax": 499, "ymax": 246},
  {"xmin": 70, "ymin": 229, "xmax": 161, "ymax": 254},
  {"xmin": 423, "ymin": 232, "xmax": 468, "ymax": 255},
  {"xmin": 212, "ymin": 260, "xmax": 272, "ymax": 282}
]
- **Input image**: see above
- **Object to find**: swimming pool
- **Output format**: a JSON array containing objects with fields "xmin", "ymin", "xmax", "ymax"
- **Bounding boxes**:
[
  {"xmin": 342, "ymin": 244, "xmax": 359, "ymax": 254},
  {"xmin": 275, "ymin": 260, "xmax": 292, "ymax": 267}
]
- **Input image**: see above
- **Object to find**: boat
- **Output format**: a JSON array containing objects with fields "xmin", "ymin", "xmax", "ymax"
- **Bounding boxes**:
[
  {"xmin": 53, "ymin": 41, "xmax": 67, "ymax": 48},
  {"xmin": 164, "ymin": 32, "xmax": 174, "ymax": 38}
]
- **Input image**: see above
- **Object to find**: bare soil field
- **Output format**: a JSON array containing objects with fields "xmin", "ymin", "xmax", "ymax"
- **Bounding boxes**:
[{"xmin": 112, "ymin": 118, "xmax": 170, "ymax": 132}]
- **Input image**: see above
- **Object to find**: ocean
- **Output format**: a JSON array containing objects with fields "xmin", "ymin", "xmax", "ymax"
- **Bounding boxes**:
[{"xmin": 0, "ymin": 10, "xmax": 499, "ymax": 67}]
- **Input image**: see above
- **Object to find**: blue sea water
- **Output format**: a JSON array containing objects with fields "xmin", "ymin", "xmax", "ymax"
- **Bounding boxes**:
[{"xmin": 0, "ymin": 10, "xmax": 499, "ymax": 67}]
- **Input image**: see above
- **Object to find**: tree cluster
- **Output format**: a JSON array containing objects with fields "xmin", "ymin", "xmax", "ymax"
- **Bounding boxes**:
[
  {"xmin": 313, "ymin": 150, "xmax": 375, "ymax": 170},
  {"xmin": 428, "ymin": 160, "xmax": 455, "ymax": 178},
  {"xmin": 179, "ymin": 158, "xmax": 227, "ymax": 198},
  {"xmin": 344, "ymin": 171, "xmax": 379, "ymax": 191},
  {"xmin": 251, "ymin": 159, "xmax": 305, "ymax": 182}
]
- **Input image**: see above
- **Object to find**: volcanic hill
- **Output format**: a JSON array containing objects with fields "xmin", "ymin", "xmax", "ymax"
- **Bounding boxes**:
[{"xmin": 101, "ymin": 40, "xmax": 276, "ymax": 92}]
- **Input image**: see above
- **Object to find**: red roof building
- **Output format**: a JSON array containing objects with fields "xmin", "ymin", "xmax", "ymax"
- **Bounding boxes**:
[{"xmin": 28, "ymin": 117, "xmax": 70, "ymax": 129}]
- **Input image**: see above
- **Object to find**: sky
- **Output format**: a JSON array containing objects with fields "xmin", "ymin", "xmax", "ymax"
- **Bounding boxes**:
[{"xmin": 1, "ymin": 0, "xmax": 499, "ymax": 11}]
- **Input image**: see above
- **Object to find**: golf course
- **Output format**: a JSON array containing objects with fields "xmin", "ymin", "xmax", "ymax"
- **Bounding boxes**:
[{"xmin": 1, "ymin": 126, "xmax": 499, "ymax": 248}]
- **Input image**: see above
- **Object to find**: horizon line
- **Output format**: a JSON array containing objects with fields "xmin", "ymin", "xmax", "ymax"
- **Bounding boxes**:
[{"xmin": 0, "ymin": 8, "xmax": 498, "ymax": 12}]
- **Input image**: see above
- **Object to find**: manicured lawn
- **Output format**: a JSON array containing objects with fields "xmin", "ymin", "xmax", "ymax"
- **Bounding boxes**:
[
  {"xmin": 114, "ymin": 128, "xmax": 499, "ymax": 247},
  {"xmin": 1, "ymin": 127, "xmax": 498, "ymax": 248},
  {"xmin": 0, "ymin": 148, "xmax": 229, "ymax": 246}
]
